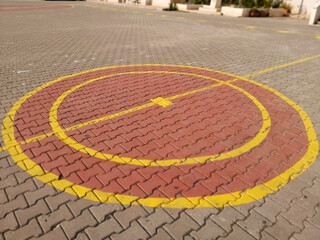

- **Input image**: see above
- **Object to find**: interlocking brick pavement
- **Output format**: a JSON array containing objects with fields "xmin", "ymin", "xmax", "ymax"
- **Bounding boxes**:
[{"xmin": 1, "ymin": 0, "xmax": 320, "ymax": 239}]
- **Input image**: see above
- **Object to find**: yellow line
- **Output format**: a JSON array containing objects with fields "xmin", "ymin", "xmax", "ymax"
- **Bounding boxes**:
[
  {"xmin": 277, "ymin": 30, "xmax": 290, "ymax": 33},
  {"xmin": 167, "ymin": 82, "xmax": 225, "ymax": 100},
  {"xmin": 243, "ymin": 54, "xmax": 320, "ymax": 78},
  {"xmin": 246, "ymin": 26, "xmax": 257, "ymax": 29}
]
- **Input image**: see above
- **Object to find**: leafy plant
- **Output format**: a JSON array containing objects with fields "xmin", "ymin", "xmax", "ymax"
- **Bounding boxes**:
[
  {"xmin": 241, "ymin": 0, "xmax": 255, "ymax": 8},
  {"xmin": 280, "ymin": 2, "xmax": 292, "ymax": 11},
  {"xmin": 169, "ymin": 2, "xmax": 178, "ymax": 10},
  {"xmin": 222, "ymin": 0, "xmax": 239, "ymax": 5},
  {"xmin": 272, "ymin": 0, "xmax": 283, "ymax": 8},
  {"xmin": 249, "ymin": 8, "xmax": 260, "ymax": 13},
  {"xmin": 163, "ymin": 2, "xmax": 178, "ymax": 11},
  {"xmin": 263, "ymin": 0, "xmax": 273, "ymax": 8},
  {"xmin": 255, "ymin": 0, "xmax": 264, "ymax": 8}
]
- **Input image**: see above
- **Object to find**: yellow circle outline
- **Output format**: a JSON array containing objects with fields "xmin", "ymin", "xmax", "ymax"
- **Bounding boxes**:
[
  {"xmin": 2, "ymin": 64, "xmax": 318, "ymax": 208},
  {"xmin": 49, "ymin": 71, "xmax": 270, "ymax": 166}
]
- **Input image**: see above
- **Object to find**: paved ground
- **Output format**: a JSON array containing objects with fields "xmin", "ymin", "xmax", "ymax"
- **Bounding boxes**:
[{"xmin": 1, "ymin": 0, "xmax": 320, "ymax": 239}]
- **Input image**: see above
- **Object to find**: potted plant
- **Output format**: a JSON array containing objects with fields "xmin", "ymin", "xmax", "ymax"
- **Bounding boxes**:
[
  {"xmin": 280, "ymin": 2, "xmax": 292, "ymax": 14},
  {"xmin": 269, "ymin": 0, "xmax": 284, "ymax": 17},
  {"xmin": 249, "ymin": 8, "xmax": 260, "ymax": 17},
  {"xmin": 260, "ymin": 10, "xmax": 269, "ymax": 17}
]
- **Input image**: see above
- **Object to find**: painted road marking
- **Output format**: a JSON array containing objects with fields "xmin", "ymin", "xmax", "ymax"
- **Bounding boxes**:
[
  {"xmin": 50, "ymin": 71, "xmax": 270, "ymax": 166},
  {"xmin": 1, "ymin": 53, "xmax": 320, "ymax": 153},
  {"xmin": 246, "ymin": 26, "xmax": 257, "ymax": 29},
  {"xmin": 277, "ymin": 30, "xmax": 290, "ymax": 33},
  {"xmin": 150, "ymin": 97, "xmax": 174, "ymax": 107},
  {"xmin": 244, "ymin": 54, "xmax": 320, "ymax": 78},
  {"xmin": 2, "ymin": 64, "xmax": 318, "ymax": 209}
]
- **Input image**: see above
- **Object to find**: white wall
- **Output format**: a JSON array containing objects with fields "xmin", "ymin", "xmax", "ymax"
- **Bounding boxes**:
[
  {"xmin": 150, "ymin": 0, "xmax": 186, "ymax": 7},
  {"xmin": 285, "ymin": 0, "xmax": 320, "ymax": 16},
  {"xmin": 150, "ymin": 0, "xmax": 171, "ymax": 7}
]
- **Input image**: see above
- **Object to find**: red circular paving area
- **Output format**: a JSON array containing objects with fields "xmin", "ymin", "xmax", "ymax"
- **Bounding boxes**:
[
  {"xmin": 12, "ymin": 65, "xmax": 311, "ymax": 205},
  {"xmin": 0, "ymin": 5, "xmax": 73, "ymax": 12}
]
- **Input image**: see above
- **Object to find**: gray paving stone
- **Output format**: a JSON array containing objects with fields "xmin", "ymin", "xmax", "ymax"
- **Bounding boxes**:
[
  {"xmin": 164, "ymin": 212, "xmax": 200, "ymax": 240},
  {"xmin": 138, "ymin": 208, "xmax": 173, "ymax": 235},
  {"xmin": 45, "ymin": 191, "xmax": 77, "ymax": 211},
  {"xmin": 210, "ymin": 206, "xmax": 245, "ymax": 232},
  {"xmin": 36, "ymin": 226, "xmax": 67, "ymax": 240},
  {"xmin": 89, "ymin": 203, "xmax": 124, "ymax": 222},
  {"xmin": 4, "ymin": 219, "xmax": 43, "ymax": 240},
  {"xmin": 24, "ymin": 183, "xmax": 57, "ymax": 205},
  {"xmin": 114, "ymin": 205, "xmax": 149, "ymax": 229},
  {"xmin": 60, "ymin": 209, "xmax": 97, "ymax": 239},
  {"xmin": 85, "ymin": 215, "xmax": 123, "ymax": 239},
  {"xmin": 149, "ymin": 228, "xmax": 173, "ymax": 240},
  {"xmin": 37, "ymin": 204, "xmax": 73, "ymax": 233},
  {"xmin": 110, "ymin": 221, "xmax": 150, "ymax": 240},
  {"xmin": 190, "ymin": 217, "xmax": 227, "ymax": 240},
  {"xmin": 237, "ymin": 210, "xmax": 272, "ymax": 239},
  {"xmin": 15, "ymin": 199, "xmax": 50, "ymax": 226},
  {"xmin": 0, "ymin": 212, "xmax": 19, "ymax": 233},
  {"xmin": 265, "ymin": 217, "xmax": 300, "ymax": 240},
  {"xmin": 293, "ymin": 221, "xmax": 320, "ymax": 240},
  {"xmin": 220, "ymin": 224, "xmax": 256, "ymax": 240},
  {"xmin": 0, "ymin": 194, "xmax": 28, "ymax": 219}
]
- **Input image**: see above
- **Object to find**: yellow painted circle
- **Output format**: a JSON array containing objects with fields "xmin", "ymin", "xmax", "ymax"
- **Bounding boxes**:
[
  {"xmin": 49, "ymin": 71, "xmax": 271, "ymax": 166},
  {"xmin": 2, "ymin": 64, "xmax": 318, "ymax": 208}
]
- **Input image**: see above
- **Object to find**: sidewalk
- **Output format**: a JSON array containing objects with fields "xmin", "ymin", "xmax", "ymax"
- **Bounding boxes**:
[{"xmin": 0, "ymin": 1, "xmax": 320, "ymax": 239}]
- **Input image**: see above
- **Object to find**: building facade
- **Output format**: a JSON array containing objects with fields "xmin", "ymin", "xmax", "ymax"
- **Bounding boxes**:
[{"xmin": 286, "ymin": 0, "xmax": 320, "ymax": 17}]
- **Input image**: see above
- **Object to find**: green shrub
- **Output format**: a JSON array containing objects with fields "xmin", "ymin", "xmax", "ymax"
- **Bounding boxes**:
[
  {"xmin": 280, "ymin": 2, "xmax": 292, "ymax": 11},
  {"xmin": 169, "ymin": 2, "xmax": 178, "ymax": 10},
  {"xmin": 272, "ymin": 0, "xmax": 283, "ymax": 8},
  {"xmin": 255, "ymin": 0, "xmax": 264, "ymax": 7},
  {"xmin": 263, "ymin": 0, "xmax": 273, "ymax": 8},
  {"xmin": 241, "ymin": 0, "xmax": 255, "ymax": 8}
]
